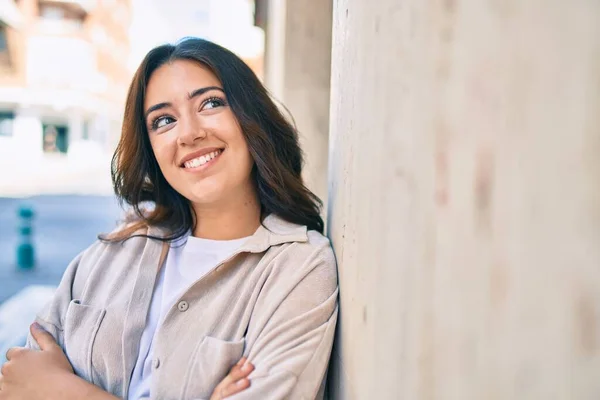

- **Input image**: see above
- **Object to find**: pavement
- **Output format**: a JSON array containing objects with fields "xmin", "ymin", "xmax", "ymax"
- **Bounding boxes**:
[
  {"xmin": 0, "ymin": 195, "xmax": 123, "ymax": 304},
  {"xmin": 0, "ymin": 143, "xmax": 122, "ymax": 352},
  {"xmin": 0, "ymin": 285, "xmax": 56, "ymax": 363}
]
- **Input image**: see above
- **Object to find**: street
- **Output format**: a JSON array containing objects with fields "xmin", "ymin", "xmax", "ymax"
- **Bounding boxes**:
[{"xmin": 0, "ymin": 195, "xmax": 122, "ymax": 303}]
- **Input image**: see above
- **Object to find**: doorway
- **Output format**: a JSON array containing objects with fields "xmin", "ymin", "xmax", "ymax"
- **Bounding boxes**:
[{"xmin": 42, "ymin": 124, "xmax": 69, "ymax": 153}]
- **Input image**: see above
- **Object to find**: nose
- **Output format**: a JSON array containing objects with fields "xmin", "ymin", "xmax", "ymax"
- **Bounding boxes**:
[{"xmin": 177, "ymin": 114, "xmax": 206, "ymax": 146}]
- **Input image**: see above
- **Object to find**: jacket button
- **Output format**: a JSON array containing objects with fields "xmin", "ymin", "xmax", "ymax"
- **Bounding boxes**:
[
  {"xmin": 178, "ymin": 300, "xmax": 189, "ymax": 312},
  {"xmin": 153, "ymin": 358, "xmax": 160, "ymax": 369}
]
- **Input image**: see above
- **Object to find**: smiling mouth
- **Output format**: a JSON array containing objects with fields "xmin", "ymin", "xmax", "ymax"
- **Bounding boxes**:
[{"xmin": 181, "ymin": 149, "xmax": 224, "ymax": 169}]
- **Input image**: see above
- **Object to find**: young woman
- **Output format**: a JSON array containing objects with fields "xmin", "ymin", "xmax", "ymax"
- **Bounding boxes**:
[{"xmin": 0, "ymin": 38, "xmax": 338, "ymax": 400}]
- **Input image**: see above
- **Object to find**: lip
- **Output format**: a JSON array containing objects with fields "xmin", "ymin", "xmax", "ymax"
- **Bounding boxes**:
[{"xmin": 178, "ymin": 147, "xmax": 224, "ymax": 167}]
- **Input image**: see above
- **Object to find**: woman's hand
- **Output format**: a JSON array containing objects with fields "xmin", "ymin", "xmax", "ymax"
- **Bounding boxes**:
[
  {"xmin": 0, "ymin": 323, "xmax": 75, "ymax": 399},
  {"xmin": 0, "ymin": 323, "xmax": 253, "ymax": 400},
  {"xmin": 209, "ymin": 357, "xmax": 254, "ymax": 400}
]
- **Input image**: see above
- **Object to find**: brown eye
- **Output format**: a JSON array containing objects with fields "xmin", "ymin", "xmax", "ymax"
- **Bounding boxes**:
[
  {"xmin": 202, "ymin": 97, "xmax": 226, "ymax": 110},
  {"xmin": 152, "ymin": 116, "xmax": 176, "ymax": 130}
]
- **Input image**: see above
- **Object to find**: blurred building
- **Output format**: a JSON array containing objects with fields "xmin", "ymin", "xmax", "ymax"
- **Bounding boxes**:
[
  {"xmin": 0, "ymin": 0, "xmax": 131, "ymax": 162},
  {"xmin": 128, "ymin": 0, "xmax": 264, "ymax": 79},
  {"xmin": 251, "ymin": 0, "xmax": 331, "ymax": 205},
  {"xmin": 0, "ymin": 0, "xmax": 264, "ymax": 196}
]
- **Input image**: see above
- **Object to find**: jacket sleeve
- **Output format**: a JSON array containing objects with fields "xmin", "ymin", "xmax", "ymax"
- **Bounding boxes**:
[
  {"xmin": 229, "ymin": 244, "xmax": 339, "ymax": 400},
  {"xmin": 24, "ymin": 243, "xmax": 99, "ymax": 351}
]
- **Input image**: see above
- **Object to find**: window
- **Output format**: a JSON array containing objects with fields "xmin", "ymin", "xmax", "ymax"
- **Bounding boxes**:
[
  {"xmin": 42, "ymin": 123, "xmax": 69, "ymax": 153},
  {"xmin": 82, "ymin": 120, "xmax": 89, "ymax": 140},
  {"xmin": 40, "ymin": 5, "xmax": 65, "ymax": 20},
  {"xmin": 0, "ymin": 25, "xmax": 11, "ymax": 68},
  {"xmin": 0, "ymin": 111, "xmax": 15, "ymax": 137},
  {"xmin": 38, "ymin": 4, "xmax": 84, "ymax": 31},
  {"xmin": 0, "ymin": 26, "xmax": 7, "ymax": 52}
]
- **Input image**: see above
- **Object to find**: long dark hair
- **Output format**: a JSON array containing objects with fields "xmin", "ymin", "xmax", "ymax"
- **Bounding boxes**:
[{"xmin": 104, "ymin": 37, "xmax": 323, "ymax": 241}]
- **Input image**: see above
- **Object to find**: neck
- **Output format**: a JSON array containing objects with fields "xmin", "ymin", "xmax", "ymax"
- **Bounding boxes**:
[{"xmin": 191, "ymin": 190, "xmax": 261, "ymax": 240}]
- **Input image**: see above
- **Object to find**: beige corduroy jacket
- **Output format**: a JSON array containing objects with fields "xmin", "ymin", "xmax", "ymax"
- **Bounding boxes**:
[{"xmin": 26, "ymin": 214, "xmax": 339, "ymax": 400}]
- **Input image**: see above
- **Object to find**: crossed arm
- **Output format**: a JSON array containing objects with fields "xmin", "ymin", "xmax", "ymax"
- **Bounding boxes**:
[
  {"xmin": 0, "ymin": 323, "xmax": 253, "ymax": 400},
  {"xmin": 0, "ymin": 245, "xmax": 338, "ymax": 399}
]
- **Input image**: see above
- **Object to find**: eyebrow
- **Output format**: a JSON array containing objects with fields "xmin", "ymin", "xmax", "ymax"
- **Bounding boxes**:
[{"xmin": 144, "ymin": 86, "xmax": 225, "ymax": 120}]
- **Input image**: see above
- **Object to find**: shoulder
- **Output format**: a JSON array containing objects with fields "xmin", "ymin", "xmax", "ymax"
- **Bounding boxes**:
[
  {"xmin": 83, "ymin": 222, "xmax": 149, "ymax": 259},
  {"xmin": 98, "ymin": 216, "xmax": 154, "ymax": 241},
  {"xmin": 266, "ymin": 229, "xmax": 338, "ymax": 295},
  {"xmin": 260, "ymin": 214, "xmax": 335, "ymax": 270},
  {"xmin": 271, "ymin": 228, "xmax": 335, "ymax": 265},
  {"xmin": 257, "ymin": 229, "xmax": 338, "ymax": 315},
  {"xmin": 71, "ymin": 223, "xmax": 162, "ymax": 289},
  {"xmin": 260, "ymin": 214, "xmax": 336, "ymax": 276},
  {"xmin": 299, "ymin": 230, "xmax": 336, "ymax": 267}
]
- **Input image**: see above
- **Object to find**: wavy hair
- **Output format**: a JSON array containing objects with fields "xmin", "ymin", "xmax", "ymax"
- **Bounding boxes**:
[{"xmin": 103, "ymin": 38, "xmax": 323, "ymax": 241}]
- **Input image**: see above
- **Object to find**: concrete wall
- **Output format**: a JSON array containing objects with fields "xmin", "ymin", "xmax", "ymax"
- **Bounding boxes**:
[
  {"xmin": 326, "ymin": 1, "xmax": 600, "ymax": 399},
  {"xmin": 264, "ymin": 0, "xmax": 332, "ymax": 207}
]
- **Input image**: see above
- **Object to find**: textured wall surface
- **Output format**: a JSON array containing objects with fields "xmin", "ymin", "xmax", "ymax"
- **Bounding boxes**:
[
  {"xmin": 264, "ymin": 0, "xmax": 333, "ymax": 208},
  {"xmin": 326, "ymin": 1, "xmax": 600, "ymax": 399}
]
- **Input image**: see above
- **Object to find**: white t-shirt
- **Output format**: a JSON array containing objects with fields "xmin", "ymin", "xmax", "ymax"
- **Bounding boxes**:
[{"xmin": 128, "ymin": 233, "xmax": 248, "ymax": 400}]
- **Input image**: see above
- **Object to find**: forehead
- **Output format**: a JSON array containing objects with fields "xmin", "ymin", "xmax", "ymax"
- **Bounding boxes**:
[{"xmin": 144, "ymin": 59, "xmax": 222, "ymax": 106}]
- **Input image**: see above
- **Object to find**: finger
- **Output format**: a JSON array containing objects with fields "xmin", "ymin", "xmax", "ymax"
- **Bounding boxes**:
[
  {"xmin": 30, "ymin": 323, "xmax": 59, "ymax": 352},
  {"xmin": 5, "ymin": 347, "xmax": 25, "ymax": 361},
  {"xmin": 229, "ymin": 359, "xmax": 249, "ymax": 379},
  {"xmin": 230, "ymin": 361, "xmax": 254, "ymax": 382},
  {"xmin": 213, "ymin": 360, "xmax": 254, "ymax": 398},
  {"xmin": 220, "ymin": 378, "xmax": 251, "ymax": 398},
  {"xmin": 222, "ymin": 360, "xmax": 254, "ymax": 390},
  {"xmin": 236, "ymin": 357, "xmax": 247, "ymax": 367},
  {"xmin": 0, "ymin": 362, "xmax": 8, "ymax": 377}
]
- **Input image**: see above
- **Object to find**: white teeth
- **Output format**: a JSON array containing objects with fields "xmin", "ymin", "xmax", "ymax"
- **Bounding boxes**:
[{"xmin": 183, "ymin": 150, "xmax": 222, "ymax": 169}]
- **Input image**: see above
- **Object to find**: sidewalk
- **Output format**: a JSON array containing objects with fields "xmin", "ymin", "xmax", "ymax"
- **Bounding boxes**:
[
  {"xmin": 0, "ymin": 145, "xmax": 123, "ymax": 303},
  {"xmin": 0, "ymin": 195, "xmax": 122, "ymax": 303}
]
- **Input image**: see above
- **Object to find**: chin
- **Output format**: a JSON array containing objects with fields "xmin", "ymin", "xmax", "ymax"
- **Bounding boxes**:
[
  {"xmin": 172, "ymin": 174, "xmax": 222, "ymax": 202},
  {"xmin": 184, "ymin": 185, "xmax": 226, "ymax": 206},
  {"xmin": 187, "ymin": 192, "xmax": 222, "ymax": 206}
]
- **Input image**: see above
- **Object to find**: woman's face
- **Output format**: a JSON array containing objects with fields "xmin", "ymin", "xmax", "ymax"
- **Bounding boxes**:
[{"xmin": 144, "ymin": 59, "xmax": 255, "ymax": 207}]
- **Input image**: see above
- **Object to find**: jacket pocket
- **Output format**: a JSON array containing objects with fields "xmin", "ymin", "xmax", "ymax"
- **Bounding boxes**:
[
  {"xmin": 62, "ymin": 299, "xmax": 106, "ymax": 383},
  {"xmin": 183, "ymin": 336, "xmax": 246, "ymax": 399}
]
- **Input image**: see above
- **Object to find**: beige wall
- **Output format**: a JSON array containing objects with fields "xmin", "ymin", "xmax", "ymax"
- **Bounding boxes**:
[
  {"xmin": 264, "ymin": 0, "xmax": 332, "ymax": 209},
  {"xmin": 326, "ymin": 1, "xmax": 600, "ymax": 399}
]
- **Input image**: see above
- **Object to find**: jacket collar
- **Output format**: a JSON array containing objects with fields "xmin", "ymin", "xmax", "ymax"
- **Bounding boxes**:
[
  {"xmin": 244, "ymin": 214, "xmax": 308, "ymax": 252},
  {"xmin": 147, "ymin": 214, "xmax": 308, "ymax": 254}
]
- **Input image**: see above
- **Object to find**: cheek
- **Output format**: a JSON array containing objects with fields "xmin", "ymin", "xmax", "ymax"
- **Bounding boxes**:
[
  {"xmin": 232, "ymin": 139, "xmax": 253, "ymax": 172},
  {"xmin": 228, "ymin": 129, "xmax": 251, "ymax": 161},
  {"xmin": 242, "ymin": 145, "xmax": 254, "ymax": 169},
  {"xmin": 149, "ymin": 136, "xmax": 176, "ymax": 170}
]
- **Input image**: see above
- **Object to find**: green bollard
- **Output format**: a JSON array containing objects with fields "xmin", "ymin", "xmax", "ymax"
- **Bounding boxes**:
[{"xmin": 16, "ymin": 204, "xmax": 35, "ymax": 270}]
